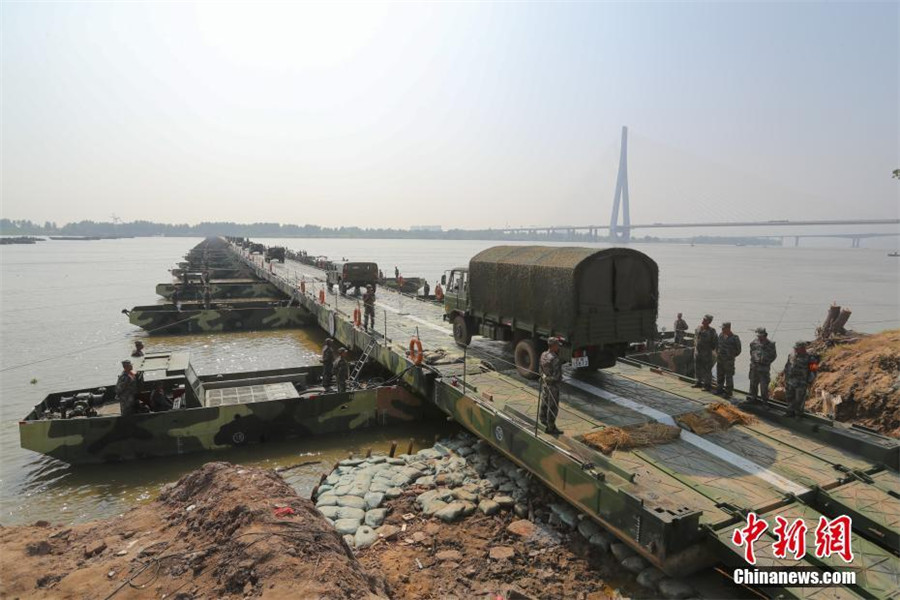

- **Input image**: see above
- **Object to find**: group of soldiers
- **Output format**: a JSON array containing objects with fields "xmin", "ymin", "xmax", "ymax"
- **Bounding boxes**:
[
  {"xmin": 684, "ymin": 313, "xmax": 817, "ymax": 416},
  {"xmin": 320, "ymin": 338, "xmax": 351, "ymax": 393}
]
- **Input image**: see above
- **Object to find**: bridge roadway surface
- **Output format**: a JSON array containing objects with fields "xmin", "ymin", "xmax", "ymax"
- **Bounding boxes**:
[{"xmin": 228, "ymin": 244, "xmax": 899, "ymax": 599}]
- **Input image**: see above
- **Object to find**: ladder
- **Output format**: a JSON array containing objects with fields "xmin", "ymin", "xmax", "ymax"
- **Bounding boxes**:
[{"xmin": 349, "ymin": 338, "xmax": 378, "ymax": 387}]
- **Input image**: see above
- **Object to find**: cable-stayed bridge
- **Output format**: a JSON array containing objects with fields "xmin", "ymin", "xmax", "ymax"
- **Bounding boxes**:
[{"xmin": 497, "ymin": 127, "xmax": 898, "ymax": 247}]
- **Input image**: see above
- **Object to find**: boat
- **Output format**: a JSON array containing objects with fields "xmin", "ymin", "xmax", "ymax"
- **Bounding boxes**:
[
  {"xmin": 889, "ymin": 252, "xmax": 899, "ymax": 257},
  {"xmin": 381, "ymin": 276, "xmax": 423, "ymax": 295},
  {"xmin": 124, "ymin": 299, "xmax": 311, "ymax": 334},
  {"xmin": 155, "ymin": 279, "xmax": 282, "ymax": 300},
  {"xmin": 19, "ymin": 352, "xmax": 436, "ymax": 464}
]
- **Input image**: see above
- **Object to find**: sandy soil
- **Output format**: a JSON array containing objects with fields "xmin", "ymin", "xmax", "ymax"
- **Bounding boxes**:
[
  {"xmin": 0, "ymin": 462, "xmax": 387, "ymax": 599},
  {"xmin": 775, "ymin": 329, "xmax": 900, "ymax": 438}
]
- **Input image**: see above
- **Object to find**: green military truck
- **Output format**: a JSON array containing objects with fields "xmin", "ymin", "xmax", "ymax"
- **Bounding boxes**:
[
  {"xmin": 443, "ymin": 246, "xmax": 658, "ymax": 378},
  {"xmin": 327, "ymin": 261, "xmax": 379, "ymax": 295}
]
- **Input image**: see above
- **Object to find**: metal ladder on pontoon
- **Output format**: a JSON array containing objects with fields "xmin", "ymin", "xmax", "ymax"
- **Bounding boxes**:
[{"xmin": 349, "ymin": 338, "xmax": 378, "ymax": 388}]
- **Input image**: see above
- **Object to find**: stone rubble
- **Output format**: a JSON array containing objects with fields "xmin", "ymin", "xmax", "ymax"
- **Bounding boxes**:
[{"xmin": 313, "ymin": 431, "xmax": 698, "ymax": 598}]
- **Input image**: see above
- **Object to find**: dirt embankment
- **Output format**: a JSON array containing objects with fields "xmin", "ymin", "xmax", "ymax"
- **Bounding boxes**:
[
  {"xmin": 778, "ymin": 329, "xmax": 900, "ymax": 438},
  {"xmin": 0, "ymin": 462, "xmax": 386, "ymax": 600}
]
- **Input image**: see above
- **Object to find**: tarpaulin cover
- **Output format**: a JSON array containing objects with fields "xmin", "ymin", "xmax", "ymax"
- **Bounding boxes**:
[{"xmin": 468, "ymin": 246, "xmax": 658, "ymax": 334}]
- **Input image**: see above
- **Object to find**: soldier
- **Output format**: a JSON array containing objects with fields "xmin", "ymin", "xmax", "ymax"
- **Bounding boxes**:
[
  {"xmin": 335, "ymin": 348, "xmax": 350, "ymax": 393},
  {"xmin": 692, "ymin": 315, "xmax": 718, "ymax": 391},
  {"xmin": 747, "ymin": 327, "xmax": 777, "ymax": 405},
  {"xmin": 116, "ymin": 359, "xmax": 139, "ymax": 416},
  {"xmin": 422, "ymin": 280, "xmax": 431, "ymax": 298},
  {"xmin": 394, "ymin": 266, "xmax": 400, "ymax": 279},
  {"xmin": 131, "ymin": 340, "xmax": 145, "ymax": 357},
  {"xmin": 783, "ymin": 341, "xmax": 817, "ymax": 417},
  {"xmin": 149, "ymin": 382, "xmax": 172, "ymax": 412},
  {"xmin": 715, "ymin": 322, "xmax": 742, "ymax": 398},
  {"xmin": 674, "ymin": 313, "xmax": 689, "ymax": 345},
  {"xmin": 539, "ymin": 337, "xmax": 565, "ymax": 435},
  {"xmin": 321, "ymin": 338, "xmax": 335, "ymax": 388},
  {"xmin": 363, "ymin": 285, "xmax": 376, "ymax": 331}
]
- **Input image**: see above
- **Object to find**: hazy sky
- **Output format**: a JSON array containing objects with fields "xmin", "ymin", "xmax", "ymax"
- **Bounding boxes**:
[{"xmin": 2, "ymin": 2, "xmax": 898, "ymax": 229}]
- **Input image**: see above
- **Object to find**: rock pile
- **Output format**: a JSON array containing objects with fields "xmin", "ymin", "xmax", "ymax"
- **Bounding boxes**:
[{"xmin": 314, "ymin": 432, "xmax": 698, "ymax": 599}]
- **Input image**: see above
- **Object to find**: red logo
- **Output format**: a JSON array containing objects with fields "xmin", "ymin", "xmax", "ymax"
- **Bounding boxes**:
[
  {"xmin": 814, "ymin": 515, "xmax": 854, "ymax": 563},
  {"xmin": 731, "ymin": 513, "xmax": 854, "ymax": 564},
  {"xmin": 731, "ymin": 512, "xmax": 769, "ymax": 565}
]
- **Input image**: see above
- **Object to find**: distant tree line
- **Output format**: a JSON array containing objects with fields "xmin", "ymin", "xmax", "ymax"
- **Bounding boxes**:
[{"xmin": 0, "ymin": 218, "xmax": 776, "ymax": 245}]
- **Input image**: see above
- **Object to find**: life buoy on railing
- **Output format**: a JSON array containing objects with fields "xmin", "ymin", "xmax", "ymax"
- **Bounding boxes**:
[
  {"xmin": 353, "ymin": 308, "xmax": 362, "ymax": 327},
  {"xmin": 434, "ymin": 284, "xmax": 444, "ymax": 301},
  {"xmin": 300, "ymin": 281, "xmax": 306, "ymax": 294},
  {"xmin": 319, "ymin": 290, "xmax": 326, "ymax": 304},
  {"xmin": 408, "ymin": 338, "xmax": 424, "ymax": 366}
]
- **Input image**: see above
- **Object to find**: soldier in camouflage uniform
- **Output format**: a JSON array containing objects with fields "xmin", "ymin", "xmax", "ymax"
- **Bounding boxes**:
[
  {"xmin": 747, "ymin": 327, "xmax": 777, "ymax": 404},
  {"xmin": 715, "ymin": 322, "xmax": 742, "ymax": 398},
  {"xmin": 363, "ymin": 285, "xmax": 376, "ymax": 331},
  {"xmin": 692, "ymin": 315, "xmax": 718, "ymax": 391},
  {"xmin": 335, "ymin": 348, "xmax": 350, "ymax": 393},
  {"xmin": 321, "ymin": 338, "xmax": 335, "ymax": 389},
  {"xmin": 539, "ymin": 337, "xmax": 564, "ymax": 435},
  {"xmin": 131, "ymin": 340, "xmax": 144, "ymax": 358},
  {"xmin": 116, "ymin": 359, "xmax": 139, "ymax": 416},
  {"xmin": 674, "ymin": 313, "xmax": 688, "ymax": 345},
  {"xmin": 783, "ymin": 341, "xmax": 817, "ymax": 417}
]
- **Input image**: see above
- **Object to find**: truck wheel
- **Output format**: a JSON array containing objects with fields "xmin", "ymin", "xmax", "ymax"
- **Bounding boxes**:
[
  {"xmin": 453, "ymin": 316, "xmax": 472, "ymax": 347},
  {"xmin": 514, "ymin": 338, "xmax": 539, "ymax": 379},
  {"xmin": 588, "ymin": 348, "xmax": 617, "ymax": 369}
]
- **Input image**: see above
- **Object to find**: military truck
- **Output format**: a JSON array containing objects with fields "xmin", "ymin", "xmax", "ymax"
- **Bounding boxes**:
[
  {"xmin": 443, "ymin": 246, "xmax": 658, "ymax": 378},
  {"xmin": 265, "ymin": 246, "xmax": 286, "ymax": 263},
  {"xmin": 326, "ymin": 261, "xmax": 379, "ymax": 295}
]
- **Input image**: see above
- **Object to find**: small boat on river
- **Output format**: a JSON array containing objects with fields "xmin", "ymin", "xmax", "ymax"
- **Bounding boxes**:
[{"xmin": 19, "ymin": 352, "xmax": 434, "ymax": 464}]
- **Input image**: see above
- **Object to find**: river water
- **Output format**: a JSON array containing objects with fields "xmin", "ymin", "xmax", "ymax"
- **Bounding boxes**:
[{"xmin": 1, "ymin": 237, "xmax": 897, "ymax": 526}]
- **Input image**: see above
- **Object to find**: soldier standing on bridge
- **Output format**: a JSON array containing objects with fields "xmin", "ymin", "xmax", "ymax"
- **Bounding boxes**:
[
  {"xmin": 116, "ymin": 359, "xmax": 139, "ymax": 416},
  {"xmin": 335, "ymin": 348, "xmax": 350, "ymax": 393},
  {"xmin": 422, "ymin": 280, "xmax": 430, "ymax": 298},
  {"xmin": 131, "ymin": 340, "xmax": 144, "ymax": 358},
  {"xmin": 363, "ymin": 285, "xmax": 376, "ymax": 331},
  {"xmin": 321, "ymin": 338, "xmax": 335, "ymax": 389},
  {"xmin": 747, "ymin": 327, "xmax": 777, "ymax": 405},
  {"xmin": 692, "ymin": 315, "xmax": 717, "ymax": 391},
  {"xmin": 783, "ymin": 341, "xmax": 817, "ymax": 418},
  {"xmin": 674, "ymin": 313, "xmax": 689, "ymax": 345},
  {"xmin": 715, "ymin": 322, "xmax": 742, "ymax": 398},
  {"xmin": 539, "ymin": 337, "xmax": 564, "ymax": 435}
]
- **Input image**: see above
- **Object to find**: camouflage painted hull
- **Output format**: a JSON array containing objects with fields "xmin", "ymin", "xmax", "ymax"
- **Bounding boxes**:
[
  {"xmin": 155, "ymin": 281, "xmax": 283, "ymax": 300},
  {"xmin": 20, "ymin": 385, "xmax": 434, "ymax": 464},
  {"xmin": 382, "ymin": 277, "xmax": 423, "ymax": 295},
  {"xmin": 170, "ymin": 267, "xmax": 253, "ymax": 279},
  {"xmin": 127, "ymin": 303, "xmax": 311, "ymax": 334}
]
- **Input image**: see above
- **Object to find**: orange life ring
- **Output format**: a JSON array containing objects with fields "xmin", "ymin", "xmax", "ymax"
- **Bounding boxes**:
[
  {"xmin": 409, "ymin": 338, "xmax": 424, "ymax": 366},
  {"xmin": 434, "ymin": 285, "xmax": 444, "ymax": 301},
  {"xmin": 353, "ymin": 308, "xmax": 362, "ymax": 327},
  {"xmin": 319, "ymin": 290, "xmax": 325, "ymax": 304}
]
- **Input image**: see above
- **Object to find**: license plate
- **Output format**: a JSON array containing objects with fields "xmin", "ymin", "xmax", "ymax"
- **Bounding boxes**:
[{"xmin": 572, "ymin": 356, "xmax": 589, "ymax": 368}]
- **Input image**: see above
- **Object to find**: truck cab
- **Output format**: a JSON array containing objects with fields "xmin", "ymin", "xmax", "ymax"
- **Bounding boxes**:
[{"xmin": 441, "ymin": 268, "xmax": 471, "ymax": 342}]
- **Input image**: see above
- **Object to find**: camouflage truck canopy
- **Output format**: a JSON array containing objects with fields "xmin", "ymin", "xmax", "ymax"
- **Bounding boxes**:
[{"xmin": 468, "ymin": 246, "xmax": 658, "ymax": 338}]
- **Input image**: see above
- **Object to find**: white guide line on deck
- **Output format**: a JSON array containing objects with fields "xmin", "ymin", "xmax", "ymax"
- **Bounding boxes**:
[{"xmin": 563, "ymin": 377, "xmax": 810, "ymax": 497}]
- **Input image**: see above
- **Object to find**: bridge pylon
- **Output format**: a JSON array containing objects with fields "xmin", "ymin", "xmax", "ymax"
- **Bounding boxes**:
[{"xmin": 609, "ymin": 126, "xmax": 631, "ymax": 242}]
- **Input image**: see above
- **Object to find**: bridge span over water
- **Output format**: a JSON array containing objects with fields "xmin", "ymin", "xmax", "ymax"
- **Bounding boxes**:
[{"xmin": 228, "ymin": 239, "xmax": 899, "ymax": 598}]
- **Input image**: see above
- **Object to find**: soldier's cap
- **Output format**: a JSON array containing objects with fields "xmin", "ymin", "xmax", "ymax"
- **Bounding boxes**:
[
  {"xmin": 794, "ymin": 340, "xmax": 807, "ymax": 348},
  {"xmin": 338, "ymin": 347, "xmax": 348, "ymax": 355},
  {"xmin": 122, "ymin": 359, "xmax": 132, "ymax": 366},
  {"xmin": 703, "ymin": 314, "xmax": 714, "ymax": 322},
  {"xmin": 547, "ymin": 336, "xmax": 567, "ymax": 346},
  {"xmin": 755, "ymin": 327, "xmax": 768, "ymax": 335},
  {"xmin": 325, "ymin": 338, "xmax": 333, "ymax": 344},
  {"xmin": 134, "ymin": 340, "xmax": 144, "ymax": 346},
  {"xmin": 721, "ymin": 322, "xmax": 731, "ymax": 328}
]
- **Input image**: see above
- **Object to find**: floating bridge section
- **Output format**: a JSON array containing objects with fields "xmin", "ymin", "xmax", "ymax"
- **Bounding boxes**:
[{"xmin": 228, "ymin": 241, "xmax": 899, "ymax": 599}]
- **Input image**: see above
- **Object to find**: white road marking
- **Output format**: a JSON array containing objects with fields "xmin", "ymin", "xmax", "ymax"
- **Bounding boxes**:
[{"xmin": 564, "ymin": 377, "xmax": 810, "ymax": 496}]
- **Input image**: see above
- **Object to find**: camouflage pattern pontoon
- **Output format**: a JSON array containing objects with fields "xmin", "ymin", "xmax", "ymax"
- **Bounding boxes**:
[
  {"xmin": 125, "ymin": 299, "xmax": 311, "ymax": 334},
  {"xmin": 19, "ymin": 352, "xmax": 439, "ymax": 464},
  {"xmin": 155, "ymin": 280, "xmax": 283, "ymax": 300}
]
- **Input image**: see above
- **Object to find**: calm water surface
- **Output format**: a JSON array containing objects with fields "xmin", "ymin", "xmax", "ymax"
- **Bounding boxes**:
[{"xmin": 1, "ymin": 237, "xmax": 897, "ymax": 525}]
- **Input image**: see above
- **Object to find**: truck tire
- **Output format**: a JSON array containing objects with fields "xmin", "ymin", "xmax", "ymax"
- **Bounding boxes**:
[
  {"xmin": 453, "ymin": 315, "xmax": 472, "ymax": 347},
  {"xmin": 589, "ymin": 347, "xmax": 618, "ymax": 369},
  {"xmin": 514, "ymin": 338, "xmax": 539, "ymax": 379}
]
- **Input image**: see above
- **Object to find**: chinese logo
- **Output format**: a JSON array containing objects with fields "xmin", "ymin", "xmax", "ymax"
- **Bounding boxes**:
[{"xmin": 731, "ymin": 512, "xmax": 854, "ymax": 565}]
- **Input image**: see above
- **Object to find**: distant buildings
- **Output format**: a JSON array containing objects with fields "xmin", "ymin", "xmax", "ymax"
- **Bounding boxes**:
[{"xmin": 410, "ymin": 225, "xmax": 442, "ymax": 232}]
